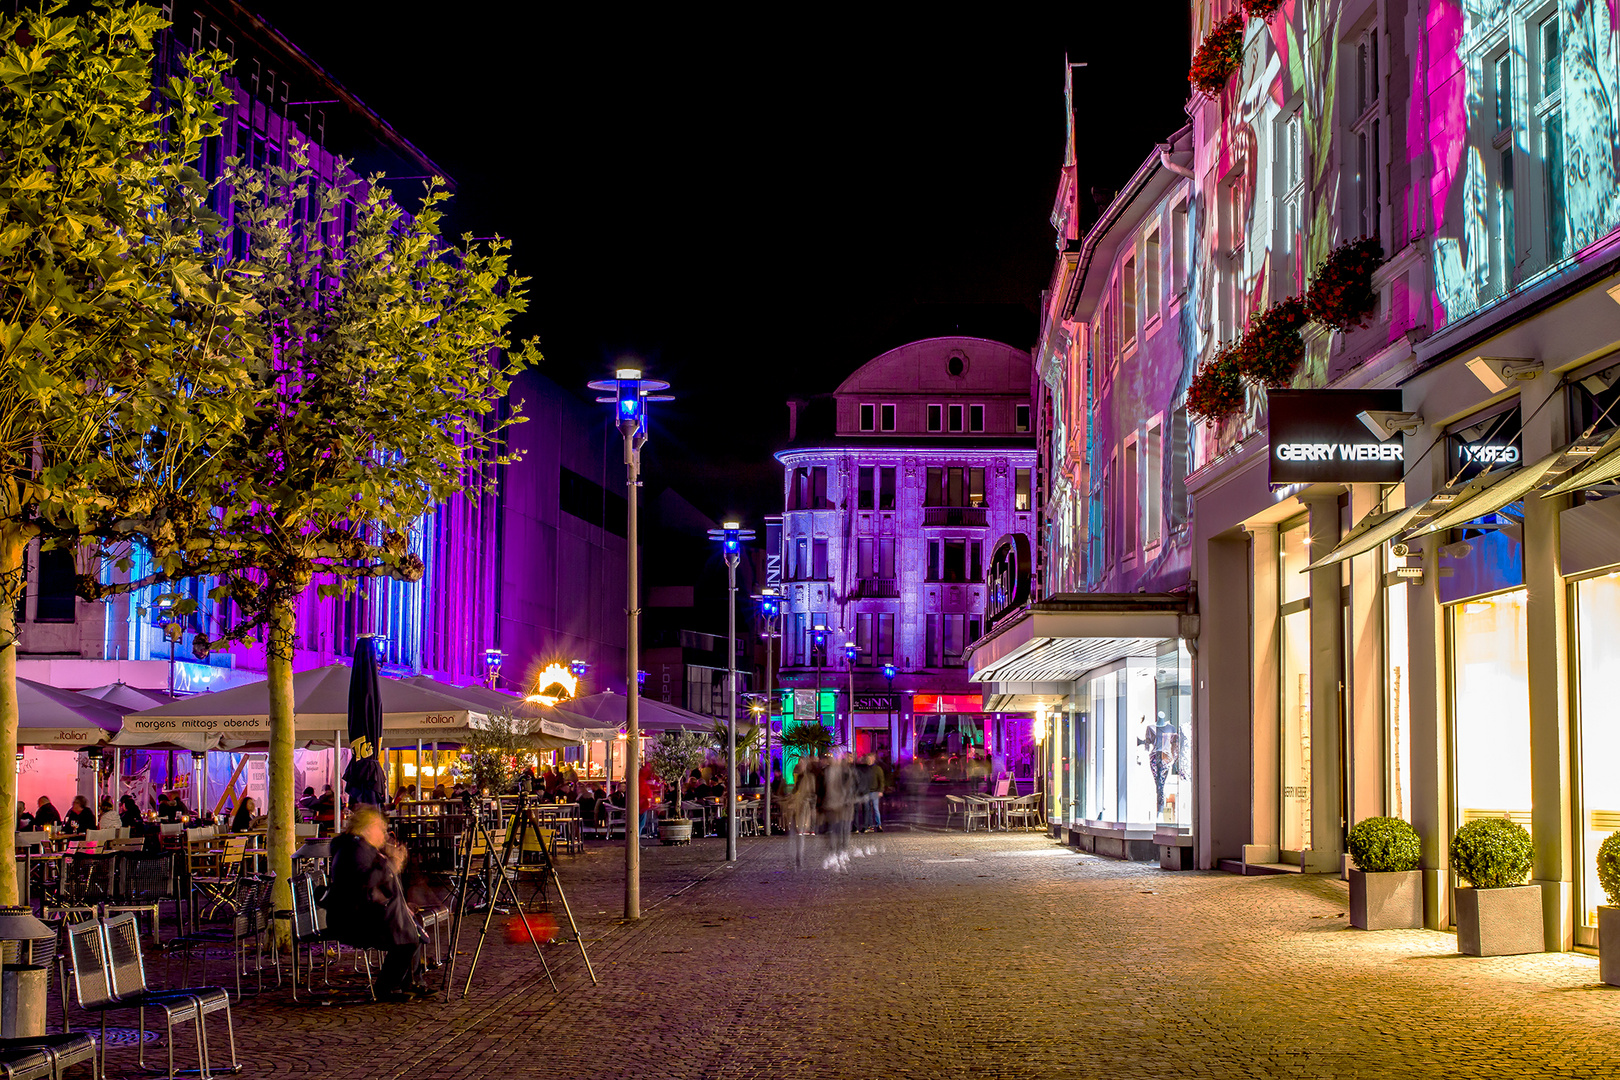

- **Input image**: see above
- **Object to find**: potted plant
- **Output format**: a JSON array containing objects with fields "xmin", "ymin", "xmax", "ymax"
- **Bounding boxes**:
[
  {"xmin": 649, "ymin": 731, "xmax": 707, "ymax": 845},
  {"xmin": 1186, "ymin": 343, "xmax": 1247, "ymax": 423},
  {"xmin": 1188, "ymin": 12, "xmax": 1246, "ymax": 98},
  {"xmin": 1305, "ymin": 237, "xmax": 1384, "ymax": 331},
  {"xmin": 1233, "ymin": 296, "xmax": 1307, "ymax": 388},
  {"xmin": 1346, "ymin": 816, "xmax": 1423, "ymax": 930},
  {"xmin": 1449, "ymin": 817, "xmax": 1542, "ymax": 956},
  {"xmin": 1240, "ymin": 0, "xmax": 1284, "ymax": 18},
  {"xmin": 1596, "ymin": 832, "xmax": 1620, "ymax": 985}
]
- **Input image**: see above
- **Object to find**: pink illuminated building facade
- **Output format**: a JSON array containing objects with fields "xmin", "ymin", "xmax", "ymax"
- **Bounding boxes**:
[
  {"xmin": 989, "ymin": 0, "xmax": 1620, "ymax": 948},
  {"xmin": 775, "ymin": 338, "xmax": 1037, "ymax": 776}
]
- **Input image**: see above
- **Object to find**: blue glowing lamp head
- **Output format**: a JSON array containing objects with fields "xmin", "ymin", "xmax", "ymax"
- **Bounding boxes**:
[
  {"xmin": 637, "ymin": 670, "xmax": 647, "ymax": 689},
  {"xmin": 570, "ymin": 659, "xmax": 589, "ymax": 677},
  {"xmin": 843, "ymin": 642, "xmax": 857, "ymax": 663},
  {"xmin": 761, "ymin": 596, "xmax": 778, "ymax": 618},
  {"xmin": 882, "ymin": 662, "xmax": 896, "ymax": 681},
  {"xmin": 812, "ymin": 625, "xmax": 827, "ymax": 648},
  {"xmin": 484, "ymin": 647, "xmax": 503, "ymax": 670}
]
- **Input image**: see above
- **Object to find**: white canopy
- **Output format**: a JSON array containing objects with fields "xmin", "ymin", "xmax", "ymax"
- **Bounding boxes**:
[
  {"xmin": 549, "ymin": 691, "xmax": 712, "ymax": 733},
  {"xmin": 119, "ymin": 663, "xmax": 488, "ymax": 746},
  {"xmin": 396, "ymin": 676, "xmax": 618, "ymax": 746},
  {"xmin": 79, "ymin": 682, "xmax": 176, "ymax": 712},
  {"xmin": 15, "ymin": 679, "xmax": 124, "ymax": 749}
]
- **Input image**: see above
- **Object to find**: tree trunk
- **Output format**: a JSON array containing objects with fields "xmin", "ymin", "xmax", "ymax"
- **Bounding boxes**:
[
  {"xmin": 265, "ymin": 599, "xmax": 297, "ymax": 947},
  {"xmin": 0, "ymin": 527, "xmax": 24, "ymax": 906}
]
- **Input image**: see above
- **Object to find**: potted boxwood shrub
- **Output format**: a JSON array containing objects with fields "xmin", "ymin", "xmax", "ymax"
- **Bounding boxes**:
[
  {"xmin": 1347, "ymin": 816, "xmax": 1423, "ymax": 930},
  {"xmin": 649, "ymin": 732, "xmax": 708, "ymax": 845},
  {"xmin": 1449, "ymin": 817, "xmax": 1542, "ymax": 956},
  {"xmin": 1596, "ymin": 832, "xmax": 1620, "ymax": 985}
]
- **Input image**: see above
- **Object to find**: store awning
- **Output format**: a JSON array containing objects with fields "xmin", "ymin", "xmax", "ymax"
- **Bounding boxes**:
[
  {"xmin": 1303, "ymin": 503, "xmax": 1427, "ymax": 571},
  {"xmin": 969, "ymin": 594, "xmax": 1194, "ymax": 688},
  {"xmin": 1539, "ymin": 429, "xmax": 1620, "ymax": 497},
  {"xmin": 1405, "ymin": 440, "xmax": 1599, "ymax": 537}
]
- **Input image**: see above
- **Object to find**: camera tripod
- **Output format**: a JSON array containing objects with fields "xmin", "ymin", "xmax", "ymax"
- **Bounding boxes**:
[{"xmin": 441, "ymin": 789, "xmax": 597, "ymax": 1000}]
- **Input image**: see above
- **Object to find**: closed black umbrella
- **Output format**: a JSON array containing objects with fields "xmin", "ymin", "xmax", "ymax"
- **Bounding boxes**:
[{"xmin": 342, "ymin": 638, "xmax": 388, "ymax": 809}]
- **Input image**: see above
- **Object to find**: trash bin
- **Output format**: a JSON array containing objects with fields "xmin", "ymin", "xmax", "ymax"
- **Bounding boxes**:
[
  {"xmin": 0, "ymin": 964, "xmax": 46, "ymax": 1038},
  {"xmin": 0, "ymin": 905, "xmax": 56, "ymax": 1038}
]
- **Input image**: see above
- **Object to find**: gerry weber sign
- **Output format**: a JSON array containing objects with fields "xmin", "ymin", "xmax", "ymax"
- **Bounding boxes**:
[{"xmin": 1267, "ymin": 389, "xmax": 1406, "ymax": 485}]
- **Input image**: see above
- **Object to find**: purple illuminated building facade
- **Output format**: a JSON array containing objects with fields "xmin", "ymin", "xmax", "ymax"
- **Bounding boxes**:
[
  {"xmin": 775, "ymin": 337, "xmax": 1037, "ymax": 775},
  {"xmin": 16, "ymin": 1, "xmax": 524, "ymax": 697}
]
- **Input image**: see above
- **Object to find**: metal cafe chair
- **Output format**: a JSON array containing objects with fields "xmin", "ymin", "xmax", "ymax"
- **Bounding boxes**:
[
  {"xmin": 103, "ymin": 914, "xmax": 239, "ymax": 1076},
  {"xmin": 169, "ymin": 875, "xmax": 276, "ymax": 1000},
  {"xmin": 64, "ymin": 917, "xmax": 206, "ymax": 1080},
  {"xmin": 103, "ymin": 851, "xmax": 183, "ymax": 943}
]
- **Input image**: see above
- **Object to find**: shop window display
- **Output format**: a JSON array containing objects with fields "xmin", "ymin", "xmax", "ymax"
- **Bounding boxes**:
[
  {"xmin": 1280, "ymin": 520, "xmax": 1312, "ymax": 852},
  {"xmin": 1576, "ymin": 574, "xmax": 1620, "ymax": 927},
  {"xmin": 1451, "ymin": 589, "xmax": 1531, "ymax": 837},
  {"xmin": 1386, "ymin": 546, "xmax": 1412, "ymax": 822},
  {"xmin": 1153, "ymin": 641, "xmax": 1193, "ymax": 827}
]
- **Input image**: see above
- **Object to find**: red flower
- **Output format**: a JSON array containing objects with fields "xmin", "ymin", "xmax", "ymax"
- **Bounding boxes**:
[
  {"xmin": 1186, "ymin": 343, "xmax": 1247, "ymax": 422},
  {"xmin": 1305, "ymin": 237, "xmax": 1384, "ymax": 331},
  {"xmin": 1234, "ymin": 296, "xmax": 1307, "ymax": 388},
  {"xmin": 1241, "ymin": 0, "xmax": 1284, "ymax": 19},
  {"xmin": 1189, "ymin": 13, "xmax": 1246, "ymax": 98}
]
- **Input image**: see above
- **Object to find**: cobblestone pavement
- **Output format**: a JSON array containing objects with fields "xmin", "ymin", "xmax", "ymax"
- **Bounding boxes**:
[{"xmin": 106, "ymin": 825, "xmax": 1620, "ymax": 1079}]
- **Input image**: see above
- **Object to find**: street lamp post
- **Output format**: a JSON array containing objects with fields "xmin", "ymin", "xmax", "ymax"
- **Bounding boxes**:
[
  {"xmin": 812, "ymin": 624, "xmax": 828, "ymax": 747},
  {"xmin": 882, "ymin": 662, "xmax": 896, "ymax": 761},
  {"xmin": 754, "ymin": 589, "xmax": 780, "ymax": 836},
  {"xmin": 588, "ymin": 367, "xmax": 673, "ymax": 922},
  {"xmin": 707, "ymin": 520, "xmax": 755, "ymax": 863},
  {"xmin": 843, "ymin": 642, "xmax": 857, "ymax": 754},
  {"xmin": 484, "ymin": 648, "xmax": 503, "ymax": 692}
]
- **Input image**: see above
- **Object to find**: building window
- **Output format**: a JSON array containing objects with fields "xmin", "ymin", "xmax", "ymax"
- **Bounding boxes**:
[
  {"xmin": 1277, "ymin": 108, "xmax": 1304, "ymax": 295},
  {"xmin": 946, "ymin": 467, "xmax": 966, "ymax": 507},
  {"xmin": 943, "ymin": 615, "xmax": 965, "ymax": 666},
  {"xmin": 948, "ymin": 404, "xmax": 964, "ymax": 433},
  {"xmin": 794, "ymin": 537, "xmax": 807, "ymax": 580},
  {"xmin": 1015, "ymin": 468, "xmax": 1031, "ymax": 512},
  {"xmin": 927, "ymin": 404, "xmax": 943, "ymax": 432},
  {"xmin": 1120, "ymin": 254, "xmax": 1137, "ymax": 352},
  {"xmin": 856, "ymin": 612, "xmax": 873, "ymax": 663},
  {"xmin": 811, "ymin": 466, "xmax": 829, "ymax": 509},
  {"xmin": 1350, "ymin": 25, "xmax": 1382, "ymax": 242},
  {"xmin": 1490, "ymin": 47, "xmax": 1516, "ymax": 295},
  {"xmin": 859, "ymin": 404, "xmax": 875, "ymax": 431},
  {"xmin": 35, "ymin": 547, "xmax": 75, "ymax": 623},
  {"xmin": 792, "ymin": 612, "xmax": 806, "ymax": 666},
  {"xmin": 1123, "ymin": 439, "xmax": 1139, "ymax": 555},
  {"xmin": 1536, "ymin": 12, "xmax": 1565, "ymax": 263},
  {"xmin": 1144, "ymin": 228, "xmax": 1161, "ymax": 323},
  {"xmin": 878, "ymin": 538, "xmax": 895, "ymax": 578},
  {"xmin": 880, "ymin": 403, "xmax": 896, "ymax": 431},
  {"xmin": 879, "ymin": 466, "xmax": 896, "ymax": 511},
  {"xmin": 858, "ymin": 537, "xmax": 875, "ymax": 577},
  {"xmin": 925, "ymin": 614, "xmax": 940, "ymax": 667},
  {"xmin": 812, "ymin": 539, "xmax": 829, "ymax": 580},
  {"xmin": 968, "ymin": 467, "xmax": 985, "ymax": 507},
  {"xmin": 969, "ymin": 404, "xmax": 984, "ymax": 432},
  {"xmin": 1143, "ymin": 422, "xmax": 1163, "ymax": 547},
  {"xmin": 858, "ymin": 466, "xmax": 875, "ymax": 510},
  {"xmin": 927, "ymin": 539, "xmax": 941, "ymax": 582},
  {"xmin": 1386, "ymin": 546, "xmax": 1412, "ymax": 823},
  {"xmin": 1280, "ymin": 520, "xmax": 1312, "ymax": 852},
  {"xmin": 969, "ymin": 540, "xmax": 982, "ymax": 582},
  {"xmin": 877, "ymin": 613, "xmax": 894, "ymax": 660},
  {"xmin": 925, "ymin": 467, "xmax": 943, "ymax": 507},
  {"xmin": 1451, "ymin": 589, "xmax": 1531, "ymax": 868},
  {"xmin": 1171, "ymin": 197, "xmax": 1189, "ymax": 296},
  {"xmin": 1170, "ymin": 407, "xmax": 1191, "ymax": 526},
  {"xmin": 967, "ymin": 615, "xmax": 982, "ymax": 647},
  {"xmin": 1015, "ymin": 403, "xmax": 1031, "ymax": 432},
  {"xmin": 943, "ymin": 540, "xmax": 967, "ymax": 583}
]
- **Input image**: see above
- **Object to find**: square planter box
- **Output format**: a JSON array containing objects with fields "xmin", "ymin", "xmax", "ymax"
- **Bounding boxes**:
[
  {"xmin": 1599, "ymin": 907, "xmax": 1620, "ymax": 986},
  {"xmin": 1349, "ymin": 869, "xmax": 1423, "ymax": 930},
  {"xmin": 1455, "ymin": 884, "xmax": 1544, "ymax": 956}
]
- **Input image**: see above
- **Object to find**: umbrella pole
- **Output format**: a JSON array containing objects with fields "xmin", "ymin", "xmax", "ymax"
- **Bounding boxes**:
[
  {"xmin": 333, "ymin": 729, "xmax": 341, "ymax": 828},
  {"xmin": 416, "ymin": 738, "xmax": 423, "ymax": 795}
]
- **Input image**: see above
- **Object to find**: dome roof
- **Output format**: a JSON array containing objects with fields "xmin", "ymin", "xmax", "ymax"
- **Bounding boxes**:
[{"xmin": 834, "ymin": 336, "xmax": 1032, "ymax": 397}]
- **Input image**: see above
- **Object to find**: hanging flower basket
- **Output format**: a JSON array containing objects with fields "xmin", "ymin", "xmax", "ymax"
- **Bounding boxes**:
[
  {"xmin": 1186, "ymin": 343, "xmax": 1247, "ymax": 422},
  {"xmin": 1241, "ymin": 0, "xmax": 1284, "ymax": 19},
  {"xmin": 1234, "ymin": 296, "xmax": 1308, "ymax": 388},
  {"xmin": 1305, "ymin": 237, "xmax": 1385, "ymax": 331},
  {"xmin": 1189, "ymin": 13, "xmax": 1246, "ymax": 98}
]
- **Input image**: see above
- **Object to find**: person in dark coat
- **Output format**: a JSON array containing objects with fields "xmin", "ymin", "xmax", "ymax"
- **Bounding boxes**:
[
  {"xmin": 64, "ymin": 796, "xmax": 97, "ymax": 833},
  {"xmin": 31, "ymin": 797, "xmax": 61, "ymax": 829},
  {"xmin": 118, "ymin": 796, "xmax": 142, "ymax": 828},
  {"xmin": 323, "ymin": 807, "xmax": 426, "ymax": 1000},
  {"xmin": 229, "ymin": 797, "xmax": 258, "ymax": 833}
]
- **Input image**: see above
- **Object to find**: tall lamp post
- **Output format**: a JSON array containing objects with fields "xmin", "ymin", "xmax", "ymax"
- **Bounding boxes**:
[
  {"xmin": 882, "ymin": 662, "xmax": 896, "ymax": 760},
  {"xmin": 812, "ymin": 624, "xmax": 828, "ymax": 746},
  {"xmin": 842, "ymin": 641, "xmax": 857, "ymax": 754},
  {"xmin": 706, "ymin": 519, "xmax": 755, "ymax": 863},
  {"xmin": 588, "ymin": 366, "xmax": 673, "ymax": 922},
  {"xmin": 484, "ymin": 648, "xmax": 503, "ymax": 691},
  {"xmin": 753, "ymin": 589, "xmax": 780, "ymax": 835}
]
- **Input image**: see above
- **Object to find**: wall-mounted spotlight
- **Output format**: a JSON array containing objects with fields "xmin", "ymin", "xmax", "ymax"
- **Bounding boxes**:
[
  {"xmin": 1357, "ymin": 410, "xmax": 1425, "ymax": 440},
  {"xmin": 1465, "ymin": 355, "xmax": 1542, "ymax": 393}
]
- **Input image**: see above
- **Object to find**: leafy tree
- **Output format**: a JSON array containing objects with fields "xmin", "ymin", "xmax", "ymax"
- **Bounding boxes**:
[
  {"xmin": 780, "ymin": 720, "xmax": 835, "ymax": 759},
  {"xmin": 454, "ymin": 709, "xmax": 537, "ymax": 796},
  {"xmin": 648, "ymin": 731, "xmax": 708, "ymax": 817},
  {"xmin": 706, "ymin": 718, "xmax": 762, "ymax": 784},
  {"xmin": 88, "ymin": 145, "xmax": 537, "ymax": 928},
  {"xmin": 0, "ymin": 3, "xmax": 249, "ymax": 904}
]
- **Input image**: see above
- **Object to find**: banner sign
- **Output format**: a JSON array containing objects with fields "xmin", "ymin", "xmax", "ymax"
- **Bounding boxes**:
[
  {"xmin": 764, "ymin": 515, "xmax": 783, "ymax": 589},
  {"xmin": 792, "ymin": 689, "xmax": 819, "ymax": 720},
  {"xmin": 1267, "ymin": 389, "xmax": 1406, "ymax": 484},
  {"xmin": 854, "ymin": 693, "xmax": 898, "ymax": 711}
]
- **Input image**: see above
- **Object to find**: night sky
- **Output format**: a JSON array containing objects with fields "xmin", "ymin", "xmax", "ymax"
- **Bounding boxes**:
[{"xmin": 245, "ymin": 5, "xmax": 1192, "ymax": 521}]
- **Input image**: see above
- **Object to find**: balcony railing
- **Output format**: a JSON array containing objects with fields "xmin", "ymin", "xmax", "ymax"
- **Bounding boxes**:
[
  {"xmin": 923, "ymin": 506, "xmax": 988, "ymax": 527},
  {"xmin": 852, "ymin": 577, "xmax": 899, "ymax": 599}
]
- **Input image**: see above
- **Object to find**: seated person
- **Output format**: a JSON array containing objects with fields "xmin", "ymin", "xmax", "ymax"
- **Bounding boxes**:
[
  {"xmin": 229, "ymin": 796, "xmax": 259, "ymax": 833},
  {"xmin": 577, "ymin": 787, "xmax": 597, "ymax": 826},
  {"xmin": 64, "ymin": 795, "xmax": 97, "ymax": 833},
  {"xmin": 608, "ymin": 787, "xmax": 626, "ymax": 809},
  {"xmin": 314, "ymin": 785, "xmax": 337, "ymax": 832},
  {"xmin": 323, "ymin": 807, "xmax": 427, "ymax": 1001},
  {"xmin": 157, "ymin": 793, "xmax": 189, "ymax": 822},
  {"xmin": 298, "ymin": 787, "xmax": 318, "ymax": 812},
  {"xmin": 118, "ymin": 795, "xmax": 143, "ymax": 828},
  {"xmin": 97, "ymin": 798, "xmax": 121, "ymax": 830},
  {"xmin": 16, "ymin": 800, "xmax": 33, "ymax": 833},
  {"xmin": 32, "ymin": 796, "xmax": 61, "ymax": 830},
  {"xmin": 430, "ymin": 784, "xmax": 448, "ymax": 801}
]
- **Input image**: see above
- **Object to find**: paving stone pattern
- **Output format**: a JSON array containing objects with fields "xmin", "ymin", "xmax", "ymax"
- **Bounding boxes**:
[{"xmin": 129, "ymin": 828, "xmax": 1620, "ymax": 1079}]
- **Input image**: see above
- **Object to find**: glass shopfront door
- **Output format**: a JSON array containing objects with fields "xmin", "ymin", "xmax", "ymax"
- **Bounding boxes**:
[
  {"xmin": 1450, "ymin": 589, "xmax": 1532, "ymax": 840},
  {"xmin": 1575, "ymin": 573, "xmax": 1620, "ymax": 932},
  {"xmin": 1280, "ymin": 520, "xmax": 1312, "ymax": 854}
]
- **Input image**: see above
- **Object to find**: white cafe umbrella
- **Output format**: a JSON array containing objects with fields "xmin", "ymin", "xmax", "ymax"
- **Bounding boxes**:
[
  {"xmin": 119, "ymin": 664, "xmax": 487, "ymax": 746},
  {"xmin": 549, "ymin": 690, "xmax": 712, "ymax": 733},
  {"xmin": 396, "ymin": 676, "xmax": 617, "ymax": 747},
  {"xmin": 15, "ymin": 679, "xmax": 124, "ymax": 749},
  {"xmin": 79, "ymin": 682, "xmax": 175, "ymax": 712}
]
